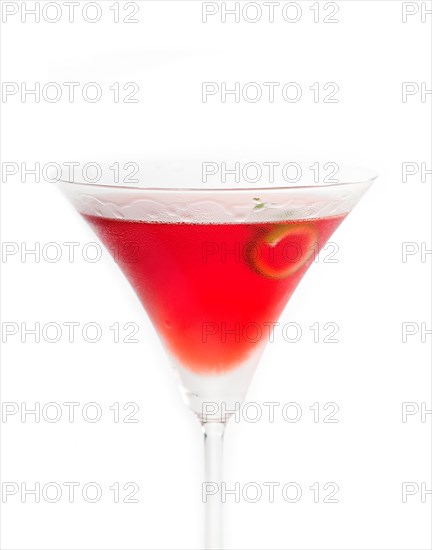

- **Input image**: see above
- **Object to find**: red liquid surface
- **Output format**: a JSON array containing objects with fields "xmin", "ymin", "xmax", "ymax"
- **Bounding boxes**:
[{"xmin": 84, "ymin": 214, "xmax": 345, "ymax": 373}]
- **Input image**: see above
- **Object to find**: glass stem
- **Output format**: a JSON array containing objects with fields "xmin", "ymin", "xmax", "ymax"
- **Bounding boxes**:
[{"xmin": 202, "ymin": 421, "xmax": 226, "ymax": 550}]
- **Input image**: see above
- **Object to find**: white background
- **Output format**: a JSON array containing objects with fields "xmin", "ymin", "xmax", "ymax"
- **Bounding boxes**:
[{"xmin": 1, "ymin": 1, "xmax": 431, "ymax": 549}]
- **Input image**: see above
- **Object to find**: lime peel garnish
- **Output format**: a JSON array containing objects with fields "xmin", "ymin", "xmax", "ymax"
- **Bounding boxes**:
[{"xmin": 249, "ymin": 223, "xmax": 319, "ymax": 279}]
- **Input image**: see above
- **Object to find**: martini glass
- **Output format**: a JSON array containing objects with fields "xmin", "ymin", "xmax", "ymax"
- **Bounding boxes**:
[{"xmin": 57, "ymin": 161, "xmax": 376, "ymax": 549}]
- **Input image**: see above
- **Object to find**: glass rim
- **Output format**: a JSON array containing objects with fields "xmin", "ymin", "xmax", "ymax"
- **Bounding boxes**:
[
  {"xmin": 54, "ymin": 161, "xmax": 378, "ymax": 192},
  {"xmin": 56, "ymin": 174, "xmax": 378, "ymax": 192}
]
